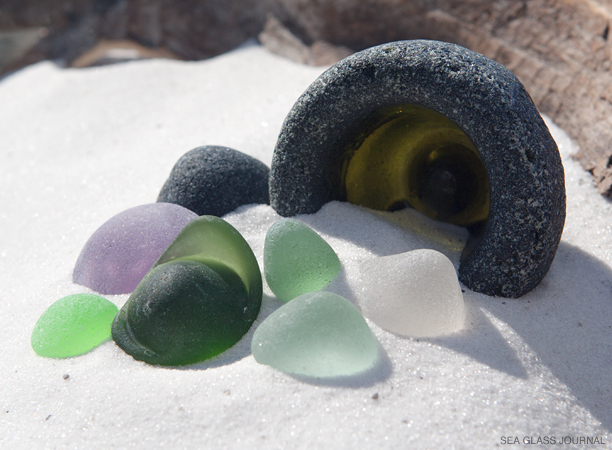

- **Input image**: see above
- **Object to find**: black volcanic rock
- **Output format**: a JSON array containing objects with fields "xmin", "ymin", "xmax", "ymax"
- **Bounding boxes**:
[
  {"xmin": 158, "ymin": 145, "xmax": 270, "ymax": 217},
  {"xmin": 269, "ymin": 40, "xmax": 566, "ymax": 298}
]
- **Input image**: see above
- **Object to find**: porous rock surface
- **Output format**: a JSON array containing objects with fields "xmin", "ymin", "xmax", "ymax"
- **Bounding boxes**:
[
  {"xmin": 157, "ymin": 146, "xmax": 270, "ymax": 217},
  {"xmin": 269, "ymin": 40, "xmax": 566, "ymax": 298}
]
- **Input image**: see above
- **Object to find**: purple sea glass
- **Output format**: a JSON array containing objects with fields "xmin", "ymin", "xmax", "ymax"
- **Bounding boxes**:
[{"xmin": 73, "ymin": 203, "xmax": 198, "ymax": 295}]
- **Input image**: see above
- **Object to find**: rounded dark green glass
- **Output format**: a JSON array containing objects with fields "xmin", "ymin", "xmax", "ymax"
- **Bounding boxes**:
[{"xmin": 112, "ymin": 216, "xmax": 262, "ymax": 366}]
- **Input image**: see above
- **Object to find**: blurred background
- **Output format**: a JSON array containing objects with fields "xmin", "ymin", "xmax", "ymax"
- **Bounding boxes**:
[{"xmin": 1, "ymin": 0, "xmax": 611, "ymax": 198}]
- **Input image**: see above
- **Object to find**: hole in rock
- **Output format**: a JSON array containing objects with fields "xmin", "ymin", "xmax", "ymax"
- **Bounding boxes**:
[{"xmin": 341, "ymin": 104, "xmax": 490, "ymax": 235}]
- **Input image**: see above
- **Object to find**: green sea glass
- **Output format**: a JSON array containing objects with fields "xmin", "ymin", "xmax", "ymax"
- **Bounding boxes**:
[
  {"xmin": 31, "ymin": 293, "xmax": 118, "ymax": 358},
  {"xmin": 251, "ymin": 291, "xmax": 379, "ymax": 377},
  {"xmin": 343, "ymin": 104, "xmax": 489, "ymax": 227},
  {"xmin": 112, "ymin": 215, "xmax": 262, "ymax": 366},
  {"xmin": 264, "ymin": 219, "xmax": 341, "ymax": 302}
]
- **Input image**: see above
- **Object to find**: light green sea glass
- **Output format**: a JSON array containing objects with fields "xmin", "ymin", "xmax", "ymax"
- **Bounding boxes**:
[
  {"xmin": 251, "ymin": 291, "xmax": 379, "ymax": 377},
  {"xmin": 264, "ymin": 219, "xmax": 341, "ymax": 302},
  {"xmin": 31, "ymin": 293, "xmax": 118, "ymax": 358},
  {"xmin": 112, "ymin": 215, "xmax": 262, "ymax": 366}
]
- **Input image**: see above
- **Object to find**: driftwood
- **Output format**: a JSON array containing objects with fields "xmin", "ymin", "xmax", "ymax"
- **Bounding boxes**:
[{"xmin": 1, "ymin": 0, "xmax": 611, "ymax": 196}]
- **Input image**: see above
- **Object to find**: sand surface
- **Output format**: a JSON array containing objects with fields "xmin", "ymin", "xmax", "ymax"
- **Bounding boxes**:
[{"xmin": 1, "ymin": 43, "xmax": 610, "ymax": 448}]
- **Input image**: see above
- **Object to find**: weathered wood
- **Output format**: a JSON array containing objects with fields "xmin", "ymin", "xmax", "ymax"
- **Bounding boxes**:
[
  {"xmin": 266, "ymin": 0, "xmax": 612, "ymax": 196},
  {"xmin": 422, "ymin": 0, "xmax": 612, "ymax": 197},
  {"xmin": 2, "ymin": 0, "xmax": 612, "ymax": 195}
]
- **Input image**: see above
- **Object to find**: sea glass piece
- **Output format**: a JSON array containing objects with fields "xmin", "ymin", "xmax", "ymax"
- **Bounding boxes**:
[
  {"xmin": 358, "ymin": 249, "xmax": 465, "ymax": 337},
  {"xmin": 73, "ymin": 203, "xmax": 198, "ymax": 295},
  {"xmin": 264, "ymin": 219, "xmax": 341, "ymax": 302},
  {"xmin": 31, "ymin": 293, "xmax": 118, "ymax": 358},
  {"xmin": 112, "ymin": 215, "xmax": 262, "ymax": 366},
  {"xmin": 251, "ymin": 291, "xmax": 379, "ymax": 377},
  {"xmin": 112, "ymin": 261, "xmax": 250, "ymax": 365}
]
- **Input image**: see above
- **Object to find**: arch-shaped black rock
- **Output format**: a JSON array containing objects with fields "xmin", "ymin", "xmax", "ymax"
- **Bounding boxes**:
[{"xmin": 269, "ymin": 40, "xmax": 566, "ymax": 298}]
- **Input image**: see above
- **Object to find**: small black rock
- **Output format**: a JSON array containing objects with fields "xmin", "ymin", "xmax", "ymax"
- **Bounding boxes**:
[
  {"xmin": 158, "ymin": 146, "xmax": 270, "ymax": 216},
  {"xmin": 269, "ymin": 40, "xmax": 566, "ymax": 298}
]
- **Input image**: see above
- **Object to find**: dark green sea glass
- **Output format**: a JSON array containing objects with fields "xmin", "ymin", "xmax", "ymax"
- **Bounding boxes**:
[{"xmin": 112, "ymin": 216, "xmax": 262, "ymax": 366}]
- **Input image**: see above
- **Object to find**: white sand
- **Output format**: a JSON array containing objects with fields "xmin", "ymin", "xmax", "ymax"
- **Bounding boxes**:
[{"xmin": 1, "ymin": 43, "xmax": 610, "ymax": 448}]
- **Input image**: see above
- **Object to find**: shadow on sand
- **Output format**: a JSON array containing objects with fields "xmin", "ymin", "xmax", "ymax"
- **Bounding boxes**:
[
  {"xmin": 178, "ymin": 291, "xmax": 394, "ymax": 387},
  {"xmin": 182, "ymin": 202, "xmax": 612, "ymax": 427},
  {"xmin": 306, "ymin": 203, "xmax": 612, "ymax": 430}
]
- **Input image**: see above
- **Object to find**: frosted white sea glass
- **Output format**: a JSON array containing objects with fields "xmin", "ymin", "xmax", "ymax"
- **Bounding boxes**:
[{"xmin": 359, "ymin": 249, "xmax": 465, "ymax": 337}]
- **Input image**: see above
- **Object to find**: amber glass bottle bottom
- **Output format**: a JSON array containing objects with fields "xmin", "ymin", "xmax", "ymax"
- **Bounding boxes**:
[{"xmin": 343, "ymin": 104, "xmax": 489, "ymax": 227}]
